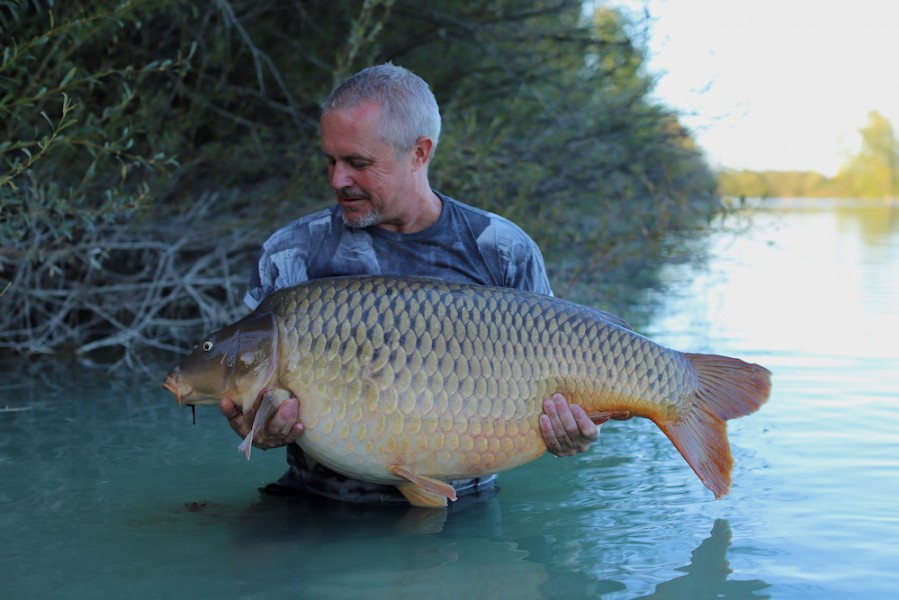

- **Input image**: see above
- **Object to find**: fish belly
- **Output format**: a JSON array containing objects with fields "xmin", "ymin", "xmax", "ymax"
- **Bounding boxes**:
[{"xmin": 261, "ymin": 276, "xmax": 694, "ymax": 484}]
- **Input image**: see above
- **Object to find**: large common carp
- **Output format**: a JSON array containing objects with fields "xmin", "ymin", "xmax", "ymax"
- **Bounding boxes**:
[{"xmin": 163, "ymin": 276, "xmax": 771, "ymax": 508}]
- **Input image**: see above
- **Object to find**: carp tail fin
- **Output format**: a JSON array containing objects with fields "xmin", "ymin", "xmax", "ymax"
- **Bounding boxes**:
[{"xmin": 659, "ymin": 353, "xmax": 771, "ymax": 499}]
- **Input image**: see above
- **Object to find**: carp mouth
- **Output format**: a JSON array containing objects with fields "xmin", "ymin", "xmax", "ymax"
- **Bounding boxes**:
[
  {"xmin": 162, "ymin": 369, "xmax": 199, "ymax": 424},
  {"xmin": 163, "ymin": 368, "xmax": 193, "ymax": 406}
]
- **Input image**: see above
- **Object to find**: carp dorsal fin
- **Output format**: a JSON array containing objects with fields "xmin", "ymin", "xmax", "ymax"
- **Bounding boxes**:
[
  {"xmin": 593, "ymin": 308, "xmax": 632, "ymax": 330},
  {"xmin": 389, "ymin": 465, "xmax": 456, "ymax": 508}
]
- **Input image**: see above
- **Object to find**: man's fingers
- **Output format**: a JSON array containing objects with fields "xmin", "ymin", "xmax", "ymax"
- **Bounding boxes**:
[
  {"xmin": 219, "ymin": 397, "xmax": 252, "ymax": 436},
  {"xmin": 542, "ymin": 395, "xmax": 576, "ymax": 456},
  {"xmin": 541, "ymin": 394, "xmax": 601, "ymax": 456},
  {"xmin": 219, "ymin": 397, "xmax": 238, "ymax": 419},
  {"xmin": 550, "ymin": 393, "xmax": 578, "ymax": 435},
  {"xmin": 539, "ymin": 413, "xmax": 564, "ymax": 456},
  {"xmin": 569, "ymin": 403, "xmax": 599, "ymax": 441},
  {"xmin": 218, "ymin": 395, "xmax": 303, "ymax": 448},
  {"xmin": 272, "ymin": 398, "xmax": 304, "ymax": 444}
]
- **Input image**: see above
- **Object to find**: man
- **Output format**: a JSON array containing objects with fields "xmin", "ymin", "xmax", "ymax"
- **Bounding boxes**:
[{"xmin": 220, "ymin": 64, "xmax": 600, "ymax": 503}]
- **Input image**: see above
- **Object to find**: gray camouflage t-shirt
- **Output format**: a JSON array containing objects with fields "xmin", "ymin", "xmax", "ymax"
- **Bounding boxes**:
[
  {"xmin": 245, "ymin": 191, "xmax": 553, "ymax": 503},
  {"xmin": 245, "ymin": 192, "xmax": 552, "ymax": 309}
]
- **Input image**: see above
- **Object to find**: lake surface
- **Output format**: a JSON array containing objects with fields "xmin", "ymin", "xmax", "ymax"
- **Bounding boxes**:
[{"xmin": 2, "ymin": 198, "xmax": 897, "ymax": 599}]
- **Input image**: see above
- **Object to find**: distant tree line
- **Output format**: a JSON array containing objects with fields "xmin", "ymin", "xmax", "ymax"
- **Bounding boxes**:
[
  {"xmin": 719, "ymin": 111, "xmax": 899, "ymax": 199},
  {"xmin": 1, "ymin": 0, "xmax": 720, "ymax": 365}
]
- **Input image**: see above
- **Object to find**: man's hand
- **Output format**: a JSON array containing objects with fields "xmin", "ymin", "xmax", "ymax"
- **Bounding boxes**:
[
  {"xmin": 219, "ymin": 395, "xmax": 304, "ymax": 450},
  {"xmin": 539, "ymin": 393, "xmax": 601, "ymax": 456}
]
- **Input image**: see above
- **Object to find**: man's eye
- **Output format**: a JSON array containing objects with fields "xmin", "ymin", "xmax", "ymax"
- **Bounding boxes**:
[{"xmin": 349, "ymin": 160, "xmax": 369, "ymax": 169}]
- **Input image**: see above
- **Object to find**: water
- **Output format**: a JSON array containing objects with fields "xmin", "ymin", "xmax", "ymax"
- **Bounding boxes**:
[{"xmin": 2, "ymin": 198, "xmax": 897, "ymax": 599}]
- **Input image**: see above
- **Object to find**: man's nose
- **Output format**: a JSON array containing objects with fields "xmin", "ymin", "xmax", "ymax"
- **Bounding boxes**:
[{"xmin": 329, "ymin": 162, "xmax": 353, "ymax": 189}]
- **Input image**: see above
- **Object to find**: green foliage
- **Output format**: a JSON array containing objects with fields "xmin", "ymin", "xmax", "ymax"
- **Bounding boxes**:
[
  {"xmin": 1, "ymin": 0, "xmax": 189, "ymax": 254},
  {"xmin": 717, "ymin": 170, "xmax": 832, "ymax": 198},
  {"xmin": 719, "ymin": 111, "xmax": 899, "ymax": 200},
  {"xmin": 0, "ymin": 0, "xmax": 722, "ymax": 362},
  {"xmin": 835, "ymin": 111, "xmax": 899, "ymax": 198}
]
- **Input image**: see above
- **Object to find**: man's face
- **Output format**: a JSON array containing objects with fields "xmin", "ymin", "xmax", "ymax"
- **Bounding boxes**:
[{"xmin": 320, "ymin": 101, "xmax": 416, "ymax": 230}]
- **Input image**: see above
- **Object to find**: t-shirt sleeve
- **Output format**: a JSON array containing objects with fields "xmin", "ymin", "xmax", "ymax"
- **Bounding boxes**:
[
  {"xmin": 501, "ymin": 232, "xmax": 553, "ymax": 295},
  {"xmin": 243, "ymin": 212, "xmax": 333, "ymax": 309},
  {"xmin": 243, "ymin": 244, "xmax": 311, "ymax": 310},
  {"xmin": 475, "ymin": 215, "xmax": 554, "ymax": 296}
]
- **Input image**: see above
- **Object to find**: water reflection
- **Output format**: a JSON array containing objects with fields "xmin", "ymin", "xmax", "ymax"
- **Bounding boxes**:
[
  {"xmin": 209, "ymin": 493, "xmax": 550, "ymax": 599},
  {"xmin": 213, "ymin": 491, "xmax": 769, "ymax": 599},
  {"xmin": 639, "ymin": 520, "xmax": 770, "ymax": 599}
]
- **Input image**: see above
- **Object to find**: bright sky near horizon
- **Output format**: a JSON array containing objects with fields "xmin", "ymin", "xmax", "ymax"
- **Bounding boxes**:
[{"xmin": 609, "ymin": 0, "xmax": 899, "ymax": 176}]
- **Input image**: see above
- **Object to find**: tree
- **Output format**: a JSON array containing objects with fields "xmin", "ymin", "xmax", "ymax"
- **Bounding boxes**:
[{"xmin": 835, "ymin": 111, "xmax": 899, "ymax": 198}]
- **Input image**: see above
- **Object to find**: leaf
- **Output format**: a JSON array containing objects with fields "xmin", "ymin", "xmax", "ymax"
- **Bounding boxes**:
[{"xmin": 60, "ymin": 67, "xmax": 77, "ymax": 88}]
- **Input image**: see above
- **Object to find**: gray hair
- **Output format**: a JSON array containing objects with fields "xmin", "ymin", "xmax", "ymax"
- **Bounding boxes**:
[{"xmin": 322, "ymin": 63, "xmax": 441, "ymax": 161}]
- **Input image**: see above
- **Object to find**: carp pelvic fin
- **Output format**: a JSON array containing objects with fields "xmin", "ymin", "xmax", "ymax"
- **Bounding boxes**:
[
  {"xmin": 660, "ymin": 353, "xmax": 771, "ymax": 499},
  {"xmin": 389, "ymin": 464, "xmax": 457, "ymax": 508}
]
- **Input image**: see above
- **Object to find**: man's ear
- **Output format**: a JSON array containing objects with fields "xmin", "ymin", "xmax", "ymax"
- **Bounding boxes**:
[{"xmin": 411, "ymin": 136, "xmax": 434, "ymax": 170}]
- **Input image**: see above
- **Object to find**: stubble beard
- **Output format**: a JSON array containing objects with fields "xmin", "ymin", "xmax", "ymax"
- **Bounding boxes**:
[
  {"xmin": 338, "ymin": 188, "xmax": 381, "ymax": 229},
  {"xmin": 340, "ymin": 205, "xmax": 381, "ymax": 229}
]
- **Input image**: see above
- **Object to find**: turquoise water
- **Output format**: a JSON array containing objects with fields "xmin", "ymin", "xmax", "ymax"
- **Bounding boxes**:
[{"xmin": 2, "ymin": 199, "xmax": 897, "ymax": 598}]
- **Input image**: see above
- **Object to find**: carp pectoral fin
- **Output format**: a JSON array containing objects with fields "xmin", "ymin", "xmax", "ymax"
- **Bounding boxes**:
[
  {"xmin": 237, "ymin": 388, "xmax": 293, "ymax": 460},
  {"xmin": 237, "ymin": 431, "xmax": 255, "ymax": 460},
  {"xmin": 389, "ymin": 465, "xmax": 456, "ymax": 508},
  {"xmin": 587, "ymin": 410, "xmax": 632, "ymax": 424}
]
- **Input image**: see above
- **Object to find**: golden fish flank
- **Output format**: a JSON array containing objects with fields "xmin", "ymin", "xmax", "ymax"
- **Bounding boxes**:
[{"xmin": 163, "ymin": 275, "xmax": 771, "ymax": 508}]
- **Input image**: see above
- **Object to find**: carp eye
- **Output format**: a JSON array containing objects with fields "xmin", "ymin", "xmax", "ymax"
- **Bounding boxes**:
[{"xmin": 202, "ymin": 340, "xmax": 214, "ymax": 351}]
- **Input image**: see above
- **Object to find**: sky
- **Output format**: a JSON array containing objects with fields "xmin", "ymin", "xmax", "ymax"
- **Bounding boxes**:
[{"xmin": 607, "ymin": 0, "xmax": 899, "ymax": 175}]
